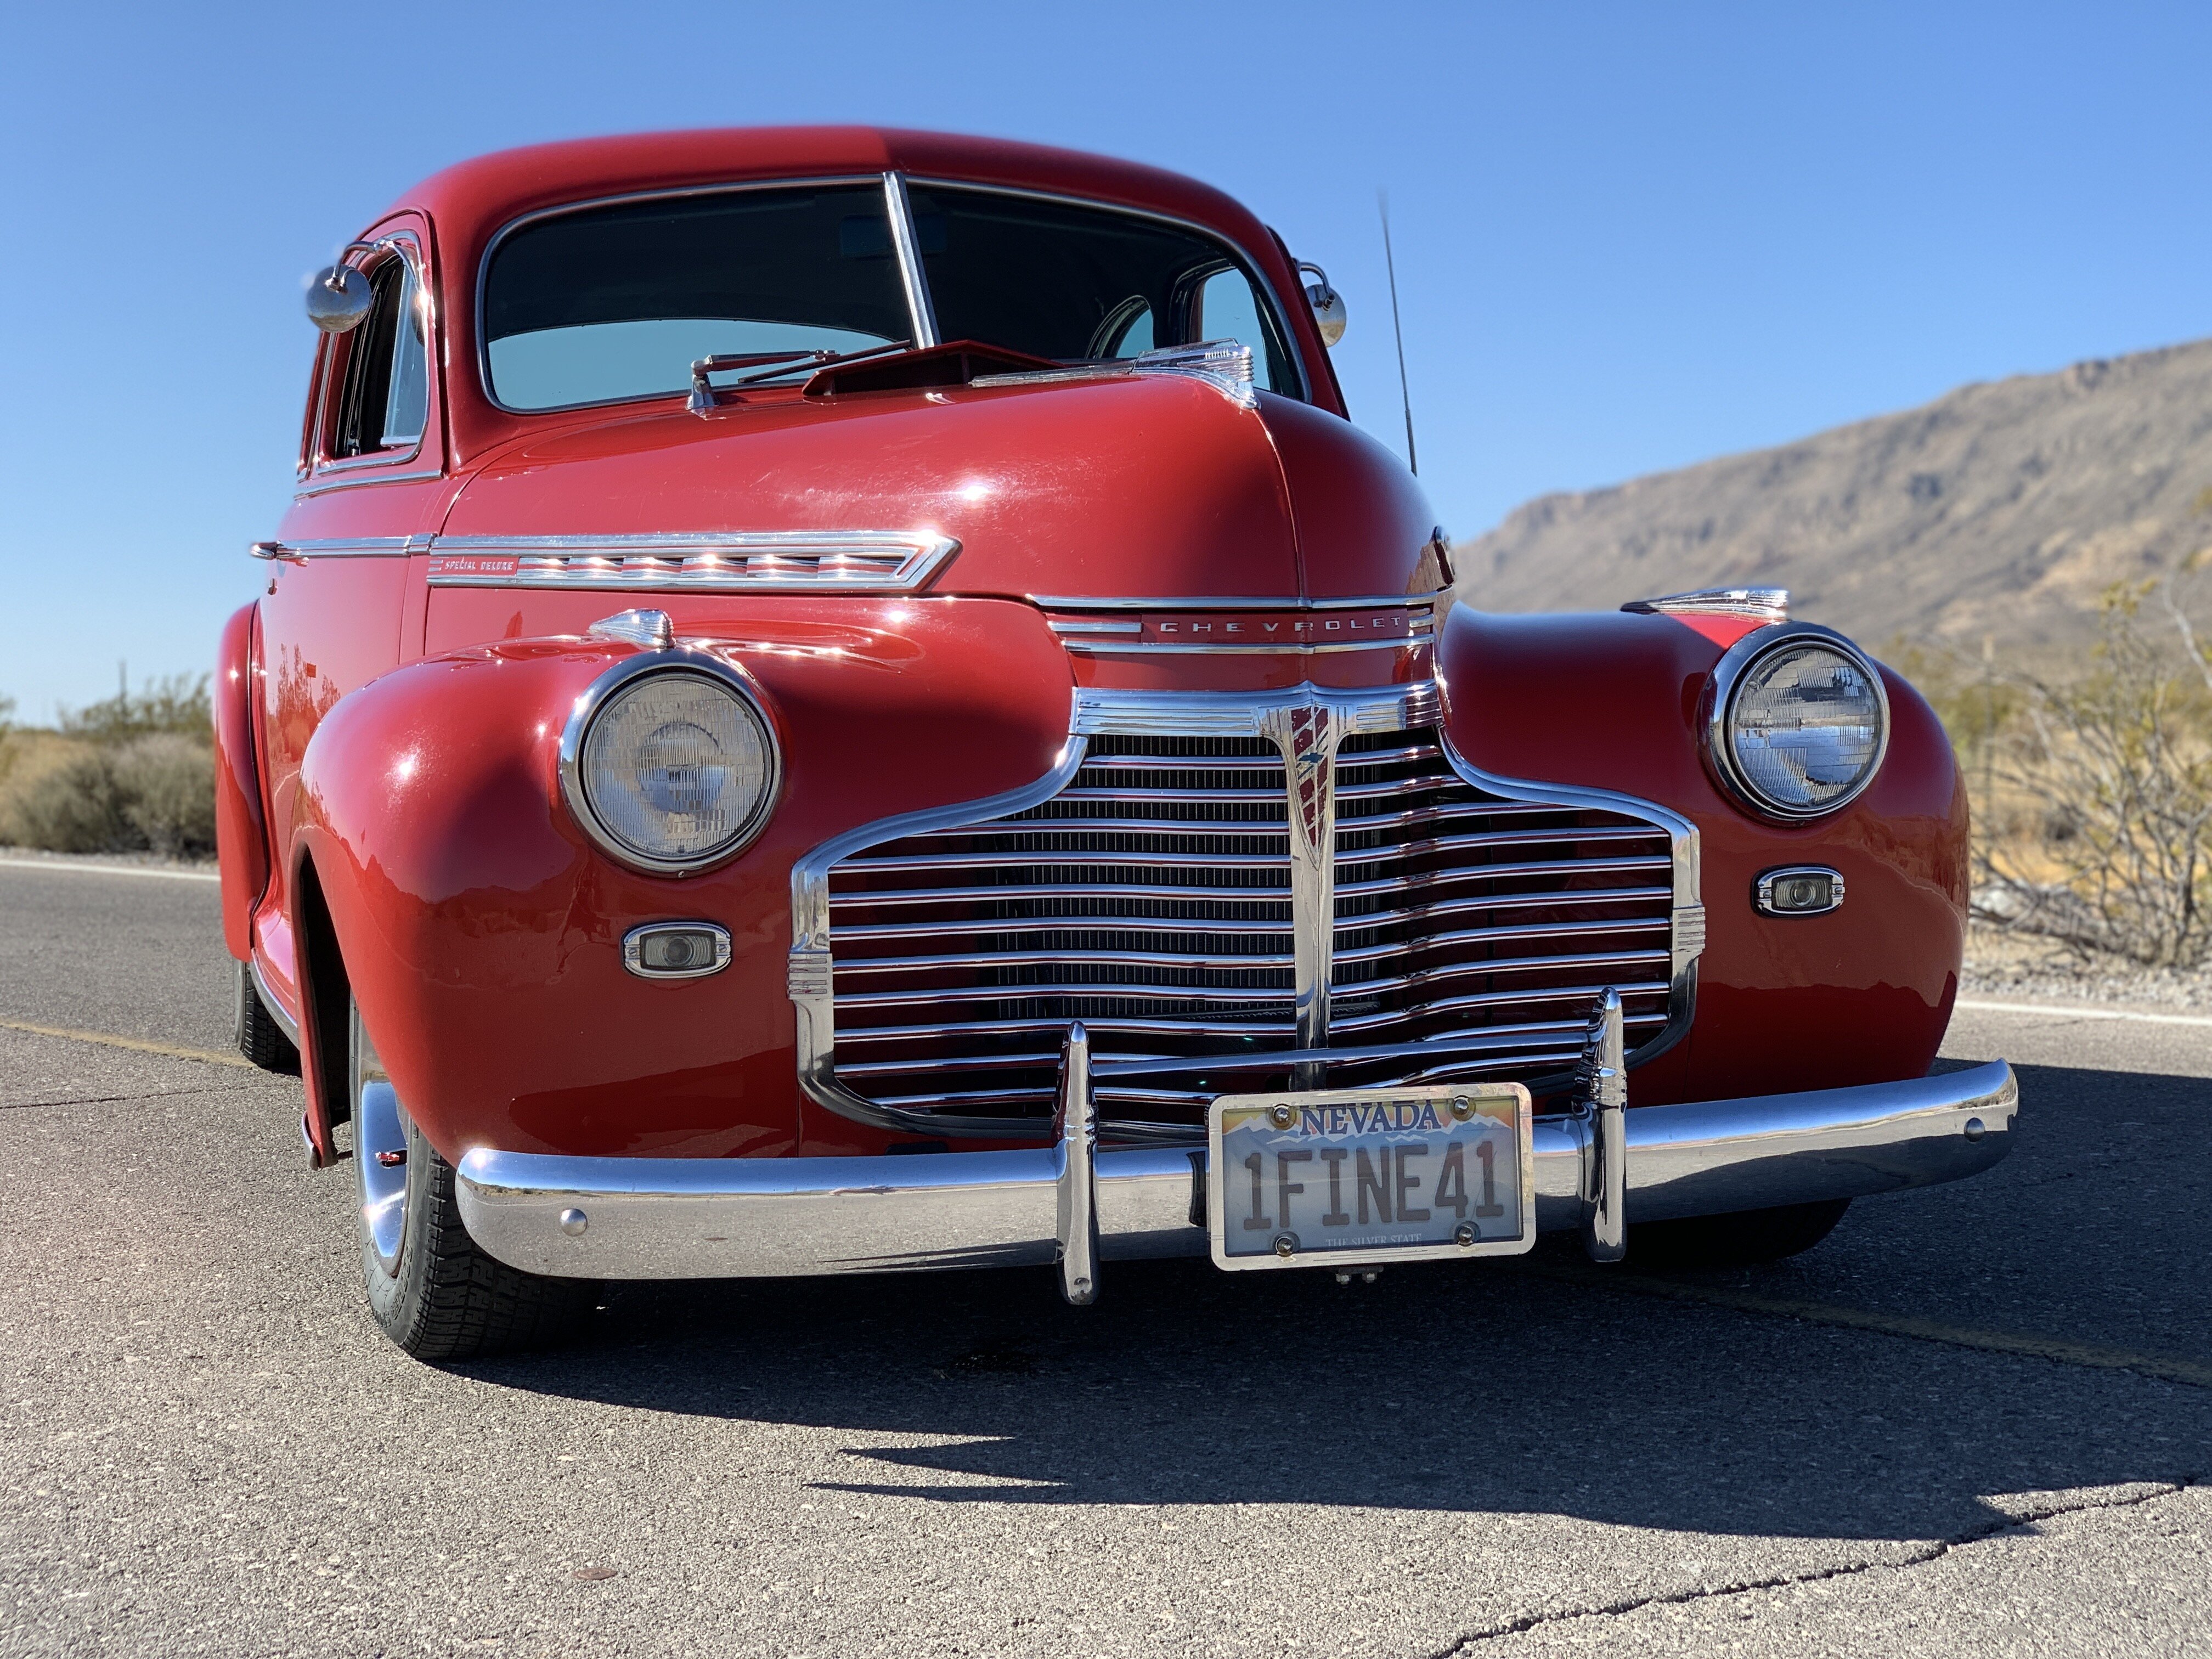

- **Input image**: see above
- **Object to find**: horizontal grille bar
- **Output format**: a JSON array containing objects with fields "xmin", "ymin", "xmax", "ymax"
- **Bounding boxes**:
[
  {"xmin": 837, "ymin": 848, "xmax": 1293, "ymax": 873},
  {"xmin": 834, "ymin": 914, "xmax": 1296, "ymax": 941},
  {"xmin": 835, "ymin": 945, "xmax": 1295, "ymax": 974}
]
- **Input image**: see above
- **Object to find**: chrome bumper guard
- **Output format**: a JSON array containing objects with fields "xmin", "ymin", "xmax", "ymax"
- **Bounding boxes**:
[{"xmin": 454, "ymin": 1035, "xmax": 2019, "ymax": 1292}]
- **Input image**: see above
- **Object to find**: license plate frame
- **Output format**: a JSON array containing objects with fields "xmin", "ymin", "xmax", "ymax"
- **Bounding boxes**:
[{"xmin": 1206, "ymin": 1082, "xmax": 1536, "ymax": 1272}]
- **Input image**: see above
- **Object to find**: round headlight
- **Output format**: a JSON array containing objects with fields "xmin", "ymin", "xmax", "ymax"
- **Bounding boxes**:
[
  {"xmin": 562, "ymin": 664, "xmax": 778, "ymax": 872},
  {"xmin": 1711, "ymin": 629, "xmax": 1889, "ymax": 819}
]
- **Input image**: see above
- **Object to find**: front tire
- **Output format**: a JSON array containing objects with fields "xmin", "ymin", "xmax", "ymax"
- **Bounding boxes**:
[
  {"xmin": 349, "ymin": 998, "xmax": 586, "ymax": 1360},
  {"xmin": 1631, "ymin": 1198, "xmax": 1851, "ymax": 1269}
]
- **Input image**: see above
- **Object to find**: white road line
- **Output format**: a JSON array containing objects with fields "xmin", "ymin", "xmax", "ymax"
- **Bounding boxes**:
[
  {"xmin": 0, "ymin": 857, "xmax": 219, "ymax": 884},
  {"xmin": 1956, "ymin": 997, "xmax": 2212, "ymax": 1029}
]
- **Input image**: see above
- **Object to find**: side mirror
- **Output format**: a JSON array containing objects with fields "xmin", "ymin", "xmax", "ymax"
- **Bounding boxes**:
[
  {"xmin": 1299, "ymin": 262, "xmax": 1346, "ymax": 348},
  {"xmin": 306, "ymin": 245, "xmax": 376, "ymax": 332}
]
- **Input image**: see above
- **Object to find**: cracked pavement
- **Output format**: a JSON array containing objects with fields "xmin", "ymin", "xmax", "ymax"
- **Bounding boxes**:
[{"xmin": 2, "ymin": 859, "xmax": 2208, "ymax": 1657}]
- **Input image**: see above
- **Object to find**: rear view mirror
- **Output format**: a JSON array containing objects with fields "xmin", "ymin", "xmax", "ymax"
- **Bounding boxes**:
[
  {"xmin": 306, "ymin": 251, "xmax": 374, "ymax": 334},
  {"xmin": 1299, "ymin": 262, "xmax": 1346, "ymax": 347}
]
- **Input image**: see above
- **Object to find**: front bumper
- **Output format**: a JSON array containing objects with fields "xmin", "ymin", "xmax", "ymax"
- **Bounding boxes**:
[{"xmin": 454, "ymin": 1058, "xmax": 2019, "ymax": 1282}]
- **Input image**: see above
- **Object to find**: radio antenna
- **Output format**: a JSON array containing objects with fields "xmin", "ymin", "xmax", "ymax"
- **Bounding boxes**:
[{"xmin": 1378, "ymin": 189, "xmax": 1418, "ymax": 476}]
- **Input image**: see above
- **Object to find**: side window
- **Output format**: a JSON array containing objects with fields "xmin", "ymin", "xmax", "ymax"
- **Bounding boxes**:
[
  {"xmin": 332, "ymin": 255, "xmax": 428, "ymax": 459},
  {"xmin": 1190, "ymin": 267, "xmax": 1292, "ymax": 391}
]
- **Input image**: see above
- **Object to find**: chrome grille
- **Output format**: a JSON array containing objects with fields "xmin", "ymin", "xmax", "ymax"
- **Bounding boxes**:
[
  {"xmin": 822, "ymin": 735, "xmax": 1296, "ymax": 1126},
  {"xmin": 804, "ymin": 702, "xmax": 1693, "ymax": 1142},
  {"xmin": 1325, "ymin": 728, "xmax": 1677, "ymax": 1086}
]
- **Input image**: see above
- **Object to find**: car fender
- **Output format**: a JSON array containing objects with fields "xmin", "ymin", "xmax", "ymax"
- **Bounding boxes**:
[
  {"xmin": 1437, "ymin": 605, "xmax": 1967, "ymax": 1103},
  {"xmin": 213, "ymin": 603, "xmax": 269, "ymax": 963},
  {"xmin": 290, "ymin": 597, "xmax": 1075, "ymax": 1164}
]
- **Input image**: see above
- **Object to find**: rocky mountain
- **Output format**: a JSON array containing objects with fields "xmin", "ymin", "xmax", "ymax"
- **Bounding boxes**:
[{"xmin": 1457, "ymin": 337, "xmax": 2212, "ymax": 652}]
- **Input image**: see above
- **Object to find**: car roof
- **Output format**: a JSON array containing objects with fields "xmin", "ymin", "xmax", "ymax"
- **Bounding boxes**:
[{"xmin": 389, "ymin": 126, "xmax": 1283, "ymax": 262}]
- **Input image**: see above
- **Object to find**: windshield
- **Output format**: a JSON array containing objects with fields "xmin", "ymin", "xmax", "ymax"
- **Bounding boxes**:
[
  {"xmin": 480, "ymin": 178, "xmax": 1302, "ymax": 411},
  {"xmin": 482, "ymin": 183, "xmax": 912, "ymax": 411},
  {"xmin": 905, "ymin": 184, "xmax": 1301, "ymax": 395}
]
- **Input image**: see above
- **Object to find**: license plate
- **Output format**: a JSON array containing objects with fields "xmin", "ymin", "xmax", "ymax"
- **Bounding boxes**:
[{"xmin": 1207, "ymin": 1082, "xmax": 1534, "ymax": 1271}]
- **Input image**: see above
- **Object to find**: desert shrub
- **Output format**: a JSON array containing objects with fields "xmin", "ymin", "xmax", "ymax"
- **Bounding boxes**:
[
  {"xmin": 59, "ymin": 673, "xmax": 212, "ymax": 743},
  {"xmin": 1965, "ymin": 575, "xmax": 2212, "ymax": 967},
  {"xmin": 2, "ymin": 743, "xmax": 136, "ymax": 854},
  {"xmin": 113, "ymin": 734, "xmax": 217, "ymax": 858},
  {"xmin": 0, "ymin": 676, "xmax": 222, "ymax": 860}
]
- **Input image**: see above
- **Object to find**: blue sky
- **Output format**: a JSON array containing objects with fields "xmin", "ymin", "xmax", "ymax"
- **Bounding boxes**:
[{"xmin": 3, "ymin": 1, "xmax": 2208, "ymax": 721}]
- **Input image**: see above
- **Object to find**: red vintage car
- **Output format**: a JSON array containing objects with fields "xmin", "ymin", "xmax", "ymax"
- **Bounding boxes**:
[{"xmin": 218, "ymin": 126, "xmax": 2017, "ymax": 1360}]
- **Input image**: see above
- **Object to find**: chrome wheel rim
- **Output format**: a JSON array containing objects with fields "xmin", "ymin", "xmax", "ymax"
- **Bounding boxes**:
[{"xmin": 352, "ymin": 1002, "xmax": 409, "ymax": 1277}]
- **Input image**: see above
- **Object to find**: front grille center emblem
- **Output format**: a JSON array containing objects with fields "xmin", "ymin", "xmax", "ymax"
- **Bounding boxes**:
[{"xmin": 1260, "ymin": 697, "xmax": 1345, "ymax": 1085}]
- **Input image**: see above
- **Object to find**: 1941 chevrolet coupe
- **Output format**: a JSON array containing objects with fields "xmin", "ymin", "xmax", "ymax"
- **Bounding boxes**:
[{"xmin": 218, "ymin": 126, "xmax": 2018, "ymax": 1359}]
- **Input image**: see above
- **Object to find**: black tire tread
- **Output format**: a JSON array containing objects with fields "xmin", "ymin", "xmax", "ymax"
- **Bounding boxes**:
[
  {"xmin": 235, "ymin": 963, "xmax": 300, "ymax": 1074},
  {"xmin": 380, "ymin": 1143, "xmax": 588, "ymax": 1362}
]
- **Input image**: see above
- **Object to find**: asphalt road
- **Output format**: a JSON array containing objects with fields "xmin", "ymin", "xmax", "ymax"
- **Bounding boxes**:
[{"xmin": 2, "ymin": 855, "xmax": 2207, "ymax": 1658}]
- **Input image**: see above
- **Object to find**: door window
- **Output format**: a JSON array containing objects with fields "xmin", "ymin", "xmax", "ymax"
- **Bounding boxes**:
[{"xmin": 332, "ymin": 253, "xmax": 429, "ymax": 458}]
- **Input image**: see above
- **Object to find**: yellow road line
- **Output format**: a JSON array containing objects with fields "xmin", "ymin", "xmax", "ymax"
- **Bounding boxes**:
[
  {"xmin": 0, "ymin": 1019, "xmax": 253, "ymax": 1070},
  {"xmin": 1525, "ymin": 1262, "xmax": 2212, "ymax": 1388}
]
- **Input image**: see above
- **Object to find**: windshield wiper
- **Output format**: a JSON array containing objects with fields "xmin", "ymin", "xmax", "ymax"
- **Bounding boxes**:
[{"xmin": 687, "ymin": 340, "xmax": 915, "ymax": 414}]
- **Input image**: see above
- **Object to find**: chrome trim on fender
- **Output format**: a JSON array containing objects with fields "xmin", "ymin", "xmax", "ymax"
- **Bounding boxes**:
[
  {"xmin": 453, "ymin": 1060, "xmax": 2018, "ymax": 1280},
  {"xmin": 425, "ymin": 532, "xmax": 958, "ymax": 592},
  {"xmin": 246, "ymin": 535, "xmax": 426, "ymax": 561}
]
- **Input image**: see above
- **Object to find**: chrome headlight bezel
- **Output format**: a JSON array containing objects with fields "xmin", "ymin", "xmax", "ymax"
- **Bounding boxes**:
[
  {"xmin": 1702, "ymin": 623, "xmax": 1891, "ymax": 822},
  {"xmin": 556, "ymin": 651, "xmax": 782, "ymax": 876}
]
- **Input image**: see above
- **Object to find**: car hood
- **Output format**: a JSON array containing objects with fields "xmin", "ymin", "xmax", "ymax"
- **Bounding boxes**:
[{"xmin": 437, "ymin": 374, "xmax": 1436, "ymax": 603}]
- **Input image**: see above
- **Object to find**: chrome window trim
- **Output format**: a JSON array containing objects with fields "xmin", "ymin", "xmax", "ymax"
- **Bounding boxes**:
[
  {"xmin": 1703, "ymin": 622, "xmax": 1892, "ymax": 822},
  {"xmin": 622, "ymin": 921, "xmax": 735, "ymax": 979},
  {"xmin": 789, "ymin": 679, "xmax": 1703, "ymax": 1141},
  {"xmin": 881, "ymin": 171, "xmax": 940, "ymax": 349},
  {"xmin": 472, "ymin": 173, "xmax": 893, "ymax": 418},
  {"xmin": 294, "ymin": 468, "xmax": 446, "ymax": 499},
  {"xmin": 896, "ymin": 175, "xmax": 1311, "ymax": 403},
  {"xmin": 557, "ymin": 650, "xmax": 785, "ymax": 878},
  {"xmin": 1754, "ymin": 865, "xmax": 1847, "ymax": 918},
  {"xmin": 308, "ymin": 232, "xmax": 434, "ymax": 479}
]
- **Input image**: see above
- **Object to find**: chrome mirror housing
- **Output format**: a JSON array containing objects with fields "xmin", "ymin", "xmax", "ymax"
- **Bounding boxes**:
[
  {"xmin": 306, "ymin": 247, "xmax": 375, "ymax": 333},
  {"xmin": 1299, "ymin": 262, "xmax": 1346, "ymax": 347}
]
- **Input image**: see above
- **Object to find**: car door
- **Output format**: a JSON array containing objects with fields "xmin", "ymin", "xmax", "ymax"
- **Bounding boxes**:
[{"xmin": 252, "ymin": 217, "xmax": 447, "ymax": 1012}]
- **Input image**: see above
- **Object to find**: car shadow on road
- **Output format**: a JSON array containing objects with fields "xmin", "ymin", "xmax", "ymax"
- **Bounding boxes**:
[{"xmin": 462, "ymin": 1060, "xmax": 2211, "ymax": 1543}]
